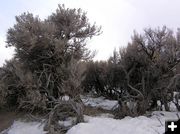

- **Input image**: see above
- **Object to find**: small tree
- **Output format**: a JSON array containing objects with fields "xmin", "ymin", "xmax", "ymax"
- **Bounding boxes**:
[
  {"xmin": 117, "ymin": 26, "xmax": 180, "ymax": 114},
  {"xmin": 0, "ymin": 4, "xmax": 101, "ymax": 133}
]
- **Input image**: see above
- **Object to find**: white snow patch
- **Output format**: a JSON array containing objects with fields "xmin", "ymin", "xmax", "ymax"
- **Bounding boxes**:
[
  {"xmin": 81, "ymin": 96, "xmax": 118, "ymax": 110},
  {"xmin": 3, "ymin": 121, "xmax": 46, "ymax": 134},
  {"xmin": 169, "ymin": 101, "xmax": 177, "ymax": 111},
  {"xmin": 58, "ymin": 117, "xmax": 76, "ymax": 127},
  {"xmin": 67, "ymin": 111, "xmax": 180, "ymax": 134},
  {"xmin": 61, "ymin": 95, "xmax": 70, "ymax": 101}
]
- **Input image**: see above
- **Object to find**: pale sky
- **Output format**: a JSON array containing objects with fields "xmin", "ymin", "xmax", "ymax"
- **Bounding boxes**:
[{"xmin": 1, "ymin": 0, "xmax": 180, "ymax": 66}]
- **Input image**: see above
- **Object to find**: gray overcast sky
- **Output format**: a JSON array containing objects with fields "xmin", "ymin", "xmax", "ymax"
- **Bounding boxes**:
[{"xmin": 1, "ymin": 0, "xmax": 180, "ymax": 66}]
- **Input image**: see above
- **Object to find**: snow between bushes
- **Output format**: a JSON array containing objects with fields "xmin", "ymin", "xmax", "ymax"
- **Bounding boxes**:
[
  {"xmin": 2, "ymin": 111, "xmax": 179, "ymax": 134},
  {"xmin": 67, "ymin": 112, "xmax": 180, "ymax": 134}
]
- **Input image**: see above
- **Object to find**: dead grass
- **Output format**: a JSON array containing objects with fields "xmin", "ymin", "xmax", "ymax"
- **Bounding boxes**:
[
  {"xmin": 84, "ymin": 106, "xmax": 112, "ymax": 116},
  {"xmin": 0, "ymin": 111, "xmax": 19, "ymax": 132}
]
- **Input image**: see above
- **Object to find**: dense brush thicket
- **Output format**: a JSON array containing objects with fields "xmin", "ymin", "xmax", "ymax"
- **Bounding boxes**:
[
  {"xmin": 0, "ymin": 3, "xmax": 180, "ymax": 133},
  {"xmin": 83, "ymin": 27, "xmax": 180, "ymax": 117}
]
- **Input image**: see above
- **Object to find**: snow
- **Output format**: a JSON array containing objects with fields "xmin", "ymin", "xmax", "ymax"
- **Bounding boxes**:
[
  {"xmin": 1, "ymin": 96, "xmax": 180, "ymax": 134},
  {"xmin": 81, "ymin": 96, "xmax": 118, "ymax": 110},
  {"xmin": 58, "ymin": 117, "xmax": 77, "ymax": 127},
  {"xmin": 2, "ymin": 111, "xmax": 180, "ymax": 134},
  {"xmin": 2, "ymin": 121, "xmax": 46, "ymax": 134},
  {"xmin": 169, "ymin": 101, "xmax": 177, "ymax": 111},
  {"xmin": 67, "ymin": 111, "xmax": 180, "ymax": 134},
  {"xmin": 62, "ymin": 95, "xmax": 70, "ymax": 101}
]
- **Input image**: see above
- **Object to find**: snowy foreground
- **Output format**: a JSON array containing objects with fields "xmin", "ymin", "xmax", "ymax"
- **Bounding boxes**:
[
  {"xmin": 2, "ymin": 111, "xmax": 180, "ymax": 134},
  {"xmin": 1, "ymin": 96, "xmax": 180, "ymax": 134},
  {"xmin": 68, "ymin": 112, "xmax": 180, "ymax": 134}
]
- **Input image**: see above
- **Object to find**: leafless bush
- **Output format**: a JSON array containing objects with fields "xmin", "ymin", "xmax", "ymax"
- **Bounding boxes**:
[{"xmin": 44, "ymin": 99, "xmax": 84, "ymax": 134}]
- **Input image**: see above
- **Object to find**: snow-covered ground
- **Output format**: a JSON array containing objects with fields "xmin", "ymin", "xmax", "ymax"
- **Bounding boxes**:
[
  {"xmin": 1, "ymin": 121, "xmax": 45, "ymax": 134},
  {"xmin": 2, "ymin": 111, "xmax": 180, "ymax": 134},
  {"xmin": 81, "ymin": 95, "xmax": 118, "ymax": 110},
  {"xmin": 67, "ymin": 111, "xmax": 180, "ymax": 134},
  {"xmin": 1, "ymin": 96, "xmax": 180, "ymax": 134}
]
